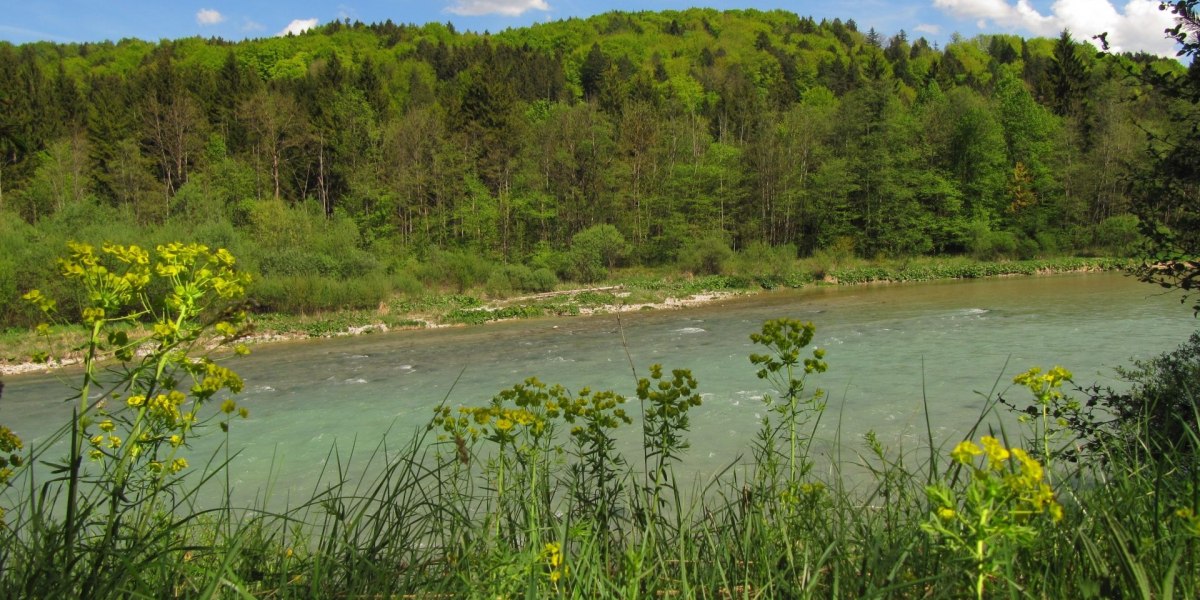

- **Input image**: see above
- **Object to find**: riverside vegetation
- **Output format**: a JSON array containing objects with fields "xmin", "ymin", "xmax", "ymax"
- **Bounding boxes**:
[
  {"xmin": 0, "ymin": 242, "xmax": 1196, "ymax": 599},
  {"xmin": 0, "ymin": 7, "xmax": 1182, "ymax": 332}
]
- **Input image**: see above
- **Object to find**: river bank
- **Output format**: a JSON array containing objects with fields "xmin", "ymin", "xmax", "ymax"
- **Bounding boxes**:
[{"xmin": 0, "ymin": 256, "xmax": 1130, "ymax": 377}]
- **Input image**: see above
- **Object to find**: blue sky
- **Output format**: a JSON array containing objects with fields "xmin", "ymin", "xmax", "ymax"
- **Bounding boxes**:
[{"xmin": 0, "ymin": 1, "xmax": 1181, "ymax": 56}]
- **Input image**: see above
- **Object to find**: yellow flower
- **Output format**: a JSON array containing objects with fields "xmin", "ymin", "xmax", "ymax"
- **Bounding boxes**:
[
  {"xmin": 221, "ymin": 399, "xmax": 236, "ymax": 414},
  {"xmin": 543, "ymin": 542, "xmax": 563, "ymax": 568},
  {"xmin": 1044, "ymin": 366, "xmax": 1072, "ymax": 387},
  {"xmin": 494, "ymin": 418, "xmax": 514, "ymax": 432},
  {"xmin": 98, "ymin": 419, "xmax": 115, "ymax": 432},
  {"xmin": 1049, "ymin": 502, "xmax": 1064, "ymax": 523},
  {"xmin": 543, "ymin": 541, "xmax": 567, "ymax": 583},
  {"xmin": 169, "ymin": 458, "xmax": 188, "ymax": 473},
  {"xmin": 215, "ymin": 248, "xmax": 236, "ymax": 266},
  {"xmin": 937, "ymin": 507, "xmax": 956, "ymax": 520},
  {"xmin": 1010, "ymin": 448, "xmax": 1044, "ymax": 482},
  {"xmin": 169, "ymin": 435, "xmax": 183, "ymax": 447},
  {"xmin": 951, "ymin": 440, "xmax": 983, "ymax": 465},
  {"xmin": 980, "ymin": 436, "xmax": 1010, "ymax": 466}
]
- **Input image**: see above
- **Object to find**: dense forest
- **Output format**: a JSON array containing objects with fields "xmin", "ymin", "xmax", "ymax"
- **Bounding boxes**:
[{"xmin": 0, "ymin": 9, "xmax": 1190, "ymax": 324}]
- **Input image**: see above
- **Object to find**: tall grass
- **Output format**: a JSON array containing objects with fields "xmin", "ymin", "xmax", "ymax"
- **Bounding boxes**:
[{"xmin": 1, "ymin": 244, "xmax": 1196, "ymax": 599}]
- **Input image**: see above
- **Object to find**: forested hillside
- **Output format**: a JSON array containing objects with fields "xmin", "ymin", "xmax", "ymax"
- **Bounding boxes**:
[{"xmin": 0, "ymin": 9, "xmax": 1187, "ymax": 324}]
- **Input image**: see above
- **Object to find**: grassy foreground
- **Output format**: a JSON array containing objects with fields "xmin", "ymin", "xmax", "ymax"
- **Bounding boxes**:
[{"xmin": 1, "ymin": 244, "xmax": 1195, "ymax": 599}]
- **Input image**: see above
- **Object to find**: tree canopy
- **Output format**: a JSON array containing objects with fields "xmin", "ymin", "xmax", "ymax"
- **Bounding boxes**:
[{"xmin": 0, "ymin": 8, "xmax": 1189, "ymax": 322}]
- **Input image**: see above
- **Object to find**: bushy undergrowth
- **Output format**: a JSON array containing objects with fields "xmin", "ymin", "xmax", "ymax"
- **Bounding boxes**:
[
  {"xmin": 830, "ymin": 257, "xmax": 1129, "ymax": 285},
  {"xmin": 1, "ymin": 244, "xmax": 1196, "ymax": 599}
]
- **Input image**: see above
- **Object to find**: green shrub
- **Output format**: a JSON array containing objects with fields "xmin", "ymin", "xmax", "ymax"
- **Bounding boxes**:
[
  {"xmin": 1094, "ymin": 214, "xmax": 1141, "ymax": 257},
  {"xmin": 1035, "ymin": 231, "xmax": 1064, "ymax": 255},
  {"xmin": 527, "ymin": 267, "xmax": 558, "ymax": 293},
  {"xmin": 808, "ymin": 235, "xmax": 857, "ymax": 278},
  {"xmin": 568, "ymin": 224, "xmax": 628, "ymax": 283},
  {"xmin": 573, "ymin": 290, "xmax": 618, "ymax": 305},
  {"xmin": 735, "ymin": 242, "xmax": 796, "ymax": 278},
  {"xmin": 678, "ymin": 233, "xmax": 734, "ymax": 275},
  {"xmin": 390, "ymin": 270, "xmax": 426, "ymax": 298},
  {"xmin": 251, "ymin": 274, "xmax": 390, "ymax": 313},
  {"xmin": 1016, "ymin": 236, "xmax": 1040, "ymax": 260},
  {"xmin": 445, "ymin": 304, "xmax": 543, "ymax": 324},
  {"xmin": 485, "ymin": 269, "xmax": 515, "ymax": 298},
  {"xmin": 485, "ymin": 263, "xmax": 559, "ymax": 294},
  {"xmin": 420, "ymin": 249, "xmax": 495, "ymax": 292},
  {"xmin": 527, "ymin": 242, "xmax": 569, "ymax": 276},
  {"xmin": 969, "ymin": 227, "xmax": 1018, "ymax": 260},
  {"xmin": 1067, "ymin": 331, "xmax": 1200, "ymax": 459}
]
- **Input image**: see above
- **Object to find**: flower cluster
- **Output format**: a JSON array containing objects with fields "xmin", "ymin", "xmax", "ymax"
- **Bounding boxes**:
[
  {"xmin": 638, "ymin": 364, "xmax": 703, "ymax": 479},
  {"xmin": 925, "ymin": 435, "xmax": 1063, "ymax": 598},
  {"xmin": 431, "ymin": 378, "xmax": 634, "ymax": 448},
  {"xmin": 542, "ymin": 541, "xmax": 568, "ymax": 584},
  {"xmin": 0, "ymin": 425, "xmax": 23, "ymax": 487},
  {"xmin": 561, "ymin": 387, "xmax": 631, "ymax": 445},
  {"xmin": 637, "ymin": 364, "xmax": 702, "ymax": 422},
  {"xmin": 947, "ymin": 436, "xmax": 1063, "ymax": 522},
  {"xmin": 24, "ymin": 241, "xmax": 251, "ymax": 487},
  {"xmin": 748, "ymin": 319, "xmax": 828, "ymax": 482},
  {"xmin": 432, "ymin": 396, "xmax": 548, "ymax": 446},
  {"xmin": 1013, "ymin": 366, "xmax": 1074, "ymax": 414},
  {"xmin": 1175, "ymin": 507, "xmax": 1200, "ymax": 538},
  {"xmin": 749, "ymin": 318, "xmax": 827, "ymax": 384},
  {"xmin": 1008, "ymin": 365, "xmax": 1080, "ymax": 463}
]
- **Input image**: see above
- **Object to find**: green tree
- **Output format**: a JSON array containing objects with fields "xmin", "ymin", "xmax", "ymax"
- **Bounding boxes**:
[
  {"xmin": 13, "ymin": 135, "xmax": 90, "ymax": 223},
  {"xmin": 86, "ymin": 74, "xmax": 140, "ymax": 205},
  {"xmin": 1048, "ymin": 30, "xmax": 1089, "ymax": 118},
  {"xmin": 580, "ymin": 43, "xmax": 609, "ymax": 102},
  {"xmin": 993, "ymin": 66, "xmax": 1060, "ymax": 228},
  {"xmin": 240, "ymin": 88, "xmax": 311, "ymax": 201}
]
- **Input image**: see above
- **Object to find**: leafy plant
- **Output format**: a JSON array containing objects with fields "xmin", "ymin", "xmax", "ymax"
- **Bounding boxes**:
[
  {"xmin": 923, "ymin": 436, "xmax": 1063, "ymax": 599},
  {"xmin": 749, "ymin": 318, "xmax": 827, "ymax": 482},
  {"xmin": 8, "ymin": 241, "xmax": 251, "ymax": 597}
]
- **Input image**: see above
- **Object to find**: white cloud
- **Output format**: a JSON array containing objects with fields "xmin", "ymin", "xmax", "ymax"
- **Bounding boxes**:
[
  {"xmin": 196, "ymin": 9, "xmax": 225, "ymax": 26},
  {"xmin": 914, "ymin": 23, "xmax": 942, "ymax": 35},
  {"xmin": 932, "ymin": 0, "xmax": 1178, "ymax": 55},
  {"xmin": 277, "ymin": 18, "xmax": 319, "ymax": 36},
  {"xmin": 445, "ymin": 0, "xmax": 550, "ymax": 17},
  {"xmin": 338, "ymin": 4, "xmax": 358, "ymax": 21},
  {"xmin": 242, "ymin": 18, "xmax": 265, "ymax": 32}
]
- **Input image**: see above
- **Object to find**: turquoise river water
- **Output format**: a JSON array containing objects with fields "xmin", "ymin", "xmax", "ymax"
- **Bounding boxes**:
[{"xmin": 2, "ymin": 272, "xmax": 1196, "ymax": 505}]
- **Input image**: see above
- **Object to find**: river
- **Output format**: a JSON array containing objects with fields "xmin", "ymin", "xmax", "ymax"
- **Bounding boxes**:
[{"xmin": 2, "ymin": 272, "xmax": 1195, "ymax": 505}]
